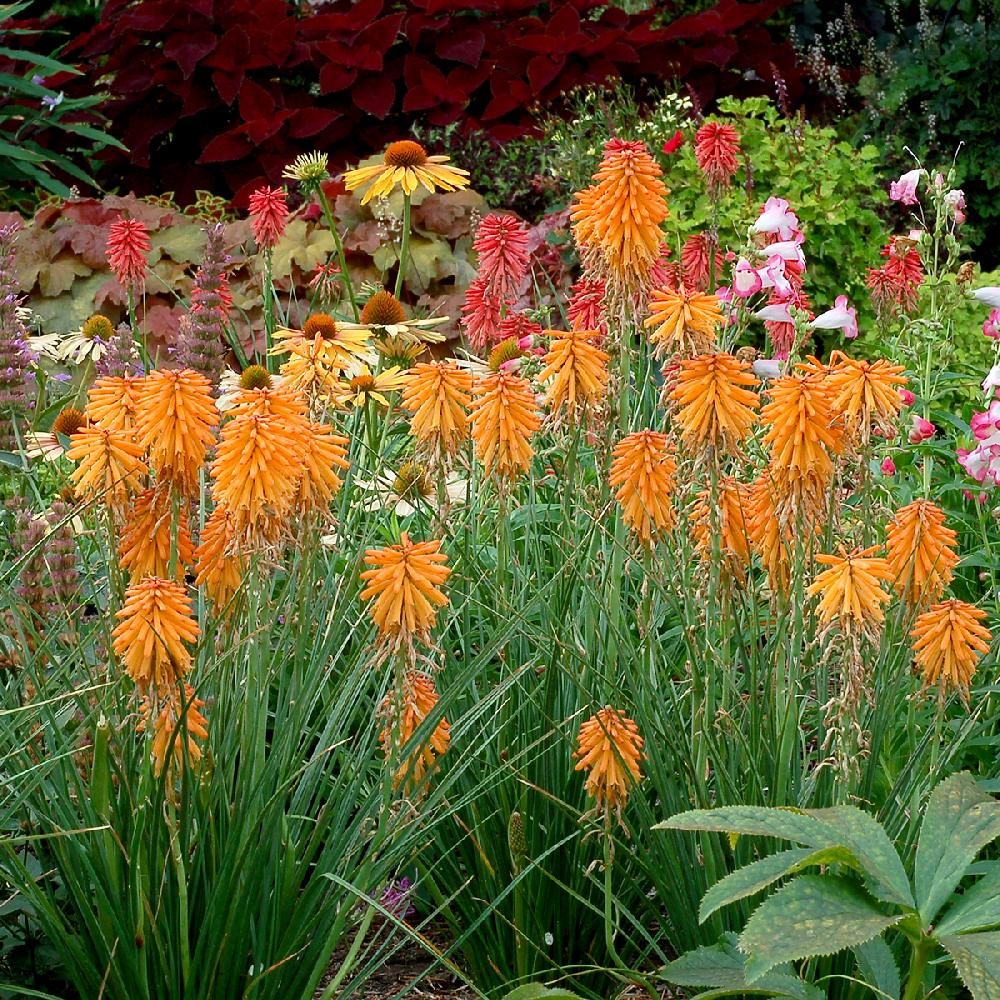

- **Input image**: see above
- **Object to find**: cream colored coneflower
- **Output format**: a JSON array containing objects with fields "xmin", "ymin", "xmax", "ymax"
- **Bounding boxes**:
[
  {"xmin": 573, "ymin": 706, "xmax": 645, "ymax": 818},
  {"xmin": 24, "ymin": 407, "xmax": 87, "ymax": 460},
  {"xmin": 282, "ymin": 150, "xmax": 329, "ymax": 187},
  {"xmin": 343, "ymin": 140, "xmax": 470, "ymax": 205},
  {"xmin": 911, "ymin": 600, "xmax": 992, "ymax": 699},
  {"xmin": 334, "ymin": 363, "xmax": 407, "ymax": 408},
  {"xmin": 344, "ymin": 289, "xmax": 448, "ymax": 345},
  {"xmin": 273, "ymin": 312, "xmax": 374, "ymax": 399},
  {"xmin": 469, "ymin": 370, "xmax": 540, "ymax": 481},
  {"xmin": 118, "ymin": 487, "xmax": 194, "ymax": 582},
  {"xmin": 610, "ymin": 430, "xmax": 676, "ymax": 543},
  {"xmin": 112, "ymin": 577, "xmax": 199, "ymax": 694},
  {"xmin": 537, "ymin": 329, "xmax": 609, "ymax": 420}
]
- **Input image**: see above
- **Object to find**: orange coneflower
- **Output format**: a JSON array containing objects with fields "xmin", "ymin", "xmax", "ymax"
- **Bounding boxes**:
[
  {"xmin": 691, "ymin": 478, "xmax": 753, "ymax": 581},
  {"xmin": 807, "ymin": 546, "xmax": 894, "ymax": 633},
  {"xmin": 135, "ymin": 369, "xmax": 218, "ymax": 492},
  {"xmin": 344, "ymin": 140, "xmax": 470, "ymax": 205},
  {"xmin": 193, "ymin": 505, "xmax": 244, "ymax": 607},
  {"xmin": 380, "ymin": 670, "xmax": 450, "ymax": 789},
  {"xmin": 274, "ymin": 312, "xmax": 373, "ymax": 399},
  {"xmin": 886, "ymin": 499, "xmax": 959, "ymax": 606},
  {"xmin": 537, "ymin": 329, "xmax": 609, "ymax": 420},
  {"xmin": 118, "ymin": 487, "xmax": 194, "ymax": 582},
  {"xmin": 112, "ymin": 577, "xmax": 199, "ymax": 693},
  {"xmin": 760, "ymin": 373, "xmax": 841, "ymax": 483},
  {"xmin": 469, "ymin": 370, "xmax": 540, "ymax": 481},
  {"xmin": 85, "ymin": 374, "xmax": 144, "ymax": 432},
  {"xmin": 573, "ymin": 706, "xmax": 644, "ymax": 817},
  {"xmin": 911, "ymin": 600, "xmax": 992, "ymax": 698},
  {"xmin": 360, "ymin": 533, "xmax": 451, "ymax": 644},
  {"xmin": 401, "ymin": 361, "xmax": 474, "ymax": 462},
  {"xmin": 571, "ymin": 139, "xmax": 669, "ymax": 291},
  {"xmin": 644, "ymin": 288, "xmax": 721, "ymax": 357},
  {"xmin": 138, "ymin": 684, "xmax": 209, "ymax": 779},
  {"xmin": 610, "ymin": 430, "xmax": 677, "ymax": 543},
  {"xmin": 210, "ymin": 413, "xmax": 304, "ymax": 536},
  {"xmin": 824, "ymin": 352, "xmax": 907, "ymax": 445},
  {"xmin": 297, "ymin": 422, "xmax": 350, "ymax": 513},
  {"xmin": 670, "ymin": 353, "xmax": 759, "ymax": 456},
  {"xmin": 66, "ymin": 427, "xmax": 147, "ymax": 507}
]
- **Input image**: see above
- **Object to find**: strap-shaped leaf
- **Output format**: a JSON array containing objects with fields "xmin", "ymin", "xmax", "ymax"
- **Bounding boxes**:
[
  {"xmin": 656, "ymin": 806, "xmax": 829, "ymax": 845},
  {"xmin": 700, "ymin": 846, "xmax": 860, "ymax": 924},
  {"xmin": 935, "ymin": 864, "xmax": 1000, "ymax": 935},
  {"xmin": 853, "ymin": 936, "xmax": 901, "ymax": 1000},
  {"xmin": 663, "ymin": 937, "xmax": 823, "ymax": 1000},
  {"xmin": 500, "ymin": 987, "xmax": 583, "ymax": 1000},
  {"xmin": 939, "ymin": 932, "xmax": 1000, "ymax": 1000},
  {"xmin": 807, "ymin": 806, "xmax": 913, "ymax": 907},
  {"xmin": 738, "ymin": 875, "xmax": 902, "ymax": 983},
  {"xmin": 915, "ymin": 773, "xmax": 1000, "ymax": 926}
]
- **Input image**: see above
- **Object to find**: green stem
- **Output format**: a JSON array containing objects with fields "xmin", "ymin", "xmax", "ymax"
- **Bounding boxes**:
[
  {"xmin": 316, "ymin": 902, "xmax": 378, "ymax": 1000},
  {"xmin": 394, "ymin": 194, "xmax": 411, "ymax": 300},
  {"xmin": 316, "ymin": 186, "xmax": 359, "ymax": 320},
  {"xmin": 901, "ymin": 938, "xmax": 931, "ymax": 1000},
  {"xmin": 263, "ymin": 249, "xmax": 276, "ymax": 374}
]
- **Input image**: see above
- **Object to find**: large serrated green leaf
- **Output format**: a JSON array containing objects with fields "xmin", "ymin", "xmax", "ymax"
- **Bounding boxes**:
[
  {"xmin": 656, "ymin": 806, "xmax": 829, "ymax": 845},
  {"xmin": 939, "ymin": 932, "xmax": 1000, "ymax": 1000},
  {"xmin": 853, "ymin": 936, "xmax": 900, "ymax": 1000},
  {"xmin": 935, "ymin": 864, "xmax": 1000, "ymax": 935},
  {"xmin": 807, "ymin": 806, "xmax": 913, "ymax": 907},
  {"xmin": 738, "ymin": 875, "xmax": 902, "ymax": 983},
  {"xmin": 700, "ymin": 846, "xmax": 859, "ymax": 924},
  {"xmin": 915, "ymin": 773, "xmax": 1000, "ymax": 926},
  {"xmin": 662, "ymin": 938, "xmax": 823, "ymax": 1000}
]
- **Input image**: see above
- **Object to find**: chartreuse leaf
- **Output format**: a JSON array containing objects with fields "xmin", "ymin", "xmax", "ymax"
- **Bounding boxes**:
[
  {"xmin": 935, "ymin": 863, "xmax": 1000, "ymax": 935},
  {"xmin": 738, "ymin": 875, "xmax": 902, "ymax": 983},
  {"xmin": 806, "ymin": 806, "xmax": 913, "ymax": 907},
  {"xmin": 663, "ymin": 935, "xmax": 823, "ymax": 1000},
  {"xmin": 699, "ymin": 846, "xmax": 860, "ymax": 923},
  {"xmin": 853, "ymin": 936, "xmax": 901, "ymax": 1000},
  {"xmin": 939, "ymin": 932, "xmax": 1000, "ymax": 1000},
  {"xmin": 655, "ymin": 806, "xmax": 829, "ymax": 845},
  {"xmin": 914, "ymin": 773, "xmax": 1000, "ymax": 926},
  {"xmin": 500, "ymin": 987, "xmax": 583, "ymax": 1000}
]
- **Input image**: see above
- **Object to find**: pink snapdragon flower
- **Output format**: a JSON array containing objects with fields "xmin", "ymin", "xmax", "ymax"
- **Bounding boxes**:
[
  {"xmin": 732, "ymin": 257, "xmax": 762, "ymax": 297},
  {"xmin": 908, "ymin": 414, "xmax": 936, "ymax": 443},
  {"xmin": 889, "ymin": 168, "xmax": 922, "ymax": 206},
  {"xmin": 959, "ymin": 443, "xmax": 1000, "ymax": 488},
  {"xmin": 810, "ymin": 295, "xmax": 858, "ymax": 339},
  {"xmin": 944, "ymin": 189, "xmax": 966, "ymax": 225},
  {"xmin": 970, "ymin": 400, "xmax": 1000, "ymax": 440},
  {"xmin": 752, "ymin": 197, "xmax": 800, "ymax": 241},
  {"xmin": 756, "ymin": 255, "xmax": 793, "ymax": 299}
]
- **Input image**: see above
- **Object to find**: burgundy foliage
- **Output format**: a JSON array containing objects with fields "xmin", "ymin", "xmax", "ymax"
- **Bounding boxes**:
[{"xmin": 69, "ymin": 0, "xmax": 803, "ymax": 203}]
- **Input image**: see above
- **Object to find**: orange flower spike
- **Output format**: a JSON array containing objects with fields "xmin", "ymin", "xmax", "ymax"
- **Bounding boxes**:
[
  {"xmin": 670, "ymin": 353, "xmax": 759, "ymax": 455},
  {"xmin": 138, "ymin": 684, "xmax": 209, "ymax": 778},
  {"xmin": 85, "ymin": 374, "xmax": 145, "ymax": 432},
  {"xmin": 66, "ymin": 426, "xmax": 148, "ymax": 507},
  {"xmin": 360, "ymin": 533, "xmax": 451, "ymax": 641},
  {"xmin": 469, "ymin": 370, "xmax": 540, "ymax": 481},
  {"xmin": 538, "ymin": 329, "xmax": 609, "ymax": 417},
  {"xmin": 297, "ymin": 422, "xmax": 350, "ymax": 512},
  {"xmin": 691, "ymin": 478, "xmax": 753, "ymax": 575},
  {"xmin": 911, "ymin": 600, "xmax": 992, "ymax": 696},
  {"xmin": 806, "ymin": 546, "xmax": 894, "ymax": 630},
  {"xmin": 401, "ymin": 361, "xmax": 474, "ymax": 458},
  {"xmin": 644, "ymin": 288, "xmax": 721, "ymax": 357},
  {"xmin": 886, "ymin": 499, "xmax": 959, "ymax": 606},
  {"xmin": 573, "ymin": 706, "xmax": 645, "ymax": 813},
  {"xmin": 380, "ymin": 670, "xmax": 451, "ymax": 788},
  {"xmin": 111, "ymin": 577, "xmax": 199, "ymax": 694},
  {"xmin": 760, "ymin": 373, "xmax": 841, "ymax": 479},
  {"xmin": 823, "ymin": 352, "xmax": 907, "ymax": 443},
  {"xmin": 118, "ymin": 487, "xmax": 194, "ymax": 582},
  {"xmin": 610, "ymin": 430, "xmax": 676, "ymax": 542},
  {"xmin": 135, "ymin": 369, "xmax": 218, "ymax": 491},
  {"xmin": 193, "ymin": 506, "xmax": 244, "ymax": 607},
  {"xmin": 745, "ymin": 476, "xmax": 793, "ymax": 594}
]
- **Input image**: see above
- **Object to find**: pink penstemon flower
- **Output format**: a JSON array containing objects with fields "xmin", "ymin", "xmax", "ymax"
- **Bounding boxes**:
[
  {"xmin": 889, "ymin": 168, "xmax": 923, "ymax": 206},
  {"xmin": 752, "ymin": 197, "xmax": 800, "ymax": 241},
  {"xmin": 810, "ymin": 295, "xmax": 858, "ymax": 340}
]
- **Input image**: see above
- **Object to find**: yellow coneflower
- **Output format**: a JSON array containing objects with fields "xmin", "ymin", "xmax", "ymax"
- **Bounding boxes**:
[
  {"xmin": 210, "ymin": 413, "xmax": 305, "ymax": 535},
  {"xmin": 690, "ymin": 478, "xmax": 753, "ymax": 581},
  {"xmin": 745, "ymin": 474, "xmax": 794, "ymax": 594},
  {"xmin": 334, "ymin": 363, "xmax": 408, "ymax": 408},
  {"xmin": 297, "ymin": 422, "xmax": 350, "ymax": 513},
  {"xmin": 282, "ymin": 150, "xmax": 329, "ymax": 187},
  {"xmin": 886, "ymin": 499, "xmax": 959, "ymax": 606},
  {"xmin": 135, "ymin": 369, "xmax": 218, "ymax": 492},
  {"xmin": 374, "ymin": 333, "xmax": 426, "ymax": 367},
  {"xmin": 610, "ymin": 430, "xmax": 677, "ymax": 543},
  {"xmin": 360, "ymin": 533, "xmax": 451, "ymax": 644},
  {"xmin": 537, "ymin": 329, "xmax": 609, "ymax": 419},
  {"xmin": 349, "ymin": 289, "xmax": 448, "ymax": 344},
  {"xmin": 85, "ymin": 374, "xmax": 144, "ymax": 432},
  {"xmin": 570, "ymin": 139, "xmax": 668, "ymax": 290},
  {"xmin": 112, "ymin": 577, "xmax": 199, "ymax": 693},
  {"xmin": 911, "ymin": 600, "xmax": 992, "ymax": 698},
  {"xmin": 760, "ymin": 373, "xmax": 841, "ymax": 483},
  {"xmin": 487, "ymin": 337, "xmax": 523, "ymax": 373},
  {"xmin": 644, "ymin": 288, "xmax": 721, "ymax": 357},
  {"xmin": 343, "ymin": 140, "xmax": 470, "ymax": 205},
  {"xmin": 806, "ymin": 546, "xmax": 894, "ymax": 633},
  {"xmin": 274, "ymin": 312, "xmax": 373, "ymax": 398},
  {"xmin": 193, "ymin": 505, "xmax": 244, "ymax": 607},
  {"xmin": 118, "ymin": 487, "xmax": 194, "ymax": 582},
  {"xmin": 380, "ymin": 670, "xmax": 450, "ymax": 789},
  {"xmin": 66, "ymin": 427, "xmax": 148, "ymax": 507},
  {"xmin": 469, "ymin": 370, "xmax": 540, "ymax": 481},
  {"xmin": 401, "ymin": 361, "xmax": 474, "ymax": 462},
  {"xmin": 137, "ymin": 684, "xmax": 209, "ymax": 779},
  {"xmin": 670, "ymin": 353, "xmax": 759, "ymax": 456},
  {"xmin": 824, "ymin": 352, "xmax": 907, "ymax": 445},
  {"xmin": 573, "ymin": 706, "xmax": 644, "ymax": 816}
]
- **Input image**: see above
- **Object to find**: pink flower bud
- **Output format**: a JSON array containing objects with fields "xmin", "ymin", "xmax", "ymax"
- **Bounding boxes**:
[
  {"xmin": 881, "ymin": 456, "xmax": 896, "ymax": 476},
  {"xmin": 908, "ymin": 414, "xmax": 936, "ymax": 443},
  {"xmin": 898, "ymin": 388, "xmax": 916, "ymax": 407}
]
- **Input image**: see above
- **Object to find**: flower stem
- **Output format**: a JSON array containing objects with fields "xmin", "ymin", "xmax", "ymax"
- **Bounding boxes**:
[
  {"xmin": 316, "ymin": 186, "xmax": 359, "ymax": 321},
  {"xmin": 901, "ymin": 938, "xmax": 931, "ymax": 1000},
  {"xmin": 394, "ymin": 194, "xmax": 411, "ymax": 300}
]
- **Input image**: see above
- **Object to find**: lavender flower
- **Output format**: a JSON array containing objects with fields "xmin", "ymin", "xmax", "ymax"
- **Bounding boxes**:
[
  {"xmin": 10, "ymin": 498, "xmax": 80, "ymax": 622},
  {"xmin": 95, "ymin": 322, "xmax": 143, "ymax": 378},
  {"xmin": 379, "ymin": 877, "xmax": 416, "ymax": 921},
  {"xmin": 0, "ymin": 224, "xmax": 34, "ymax": 451},
  {"xmin": 45, "ymin": 501, "xmax": 79, "ymax": 615},
  {"xmin": 11, "ymin": 499, "xmax": 47, "ymax": 622}
]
